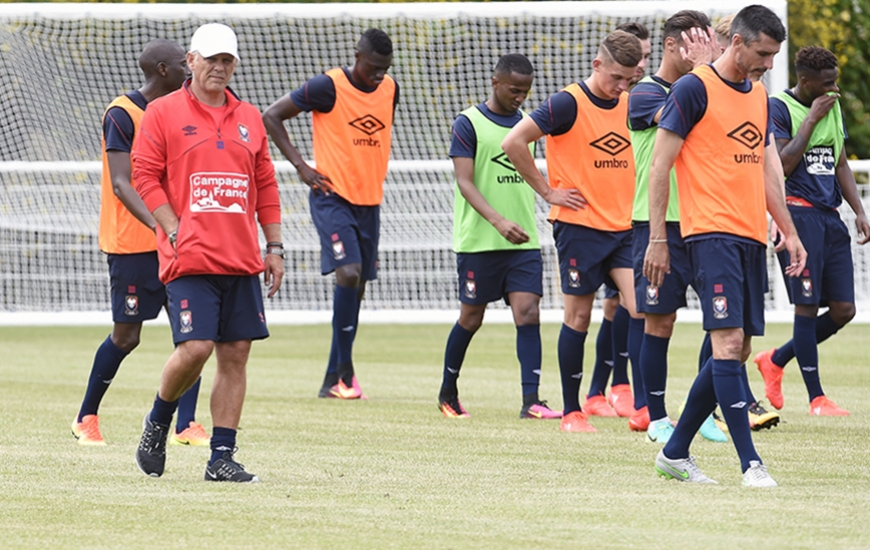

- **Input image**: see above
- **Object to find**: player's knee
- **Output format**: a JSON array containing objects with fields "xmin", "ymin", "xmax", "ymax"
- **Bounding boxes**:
[
  {"xmin": 513, "ymin": 303, "xmax": 540, "ymax": 326},
  {"xmin": 112, "ymin": 334, "xmax": 140, "ymax": 353},
  {"xmin": 335, "ymin": 264, "xmax": 362, "ymax": 288},
  {"xmin": 458, "ymin": 308, "xmax": 485, "ymax": 332},
  {"xmin": 645, "ymin": 313, "xmax": 675, "ymax": 338},
  {"xmin": 830, "ymin": 302, "xmax": 856, "ymax": 326}
]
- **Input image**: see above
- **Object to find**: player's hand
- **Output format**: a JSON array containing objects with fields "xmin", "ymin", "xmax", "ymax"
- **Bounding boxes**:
[
  {"xmin": 680, "ymin": 27, "xmax": 714, "ymax": 68},
  {"xmin": 855, "ymin": 213, "xmax": 870, "ymax": 245},
  {"xmin": 494, "ymin": 218, "xmax": 530, "ymax": 245},
  {"xmin": 298, "ymin": 164, "xmax": 336, "ymax": 194},
  {"xmin": 707, "ymin": 26, "xmax": 723, "ymax": 61},
  {"xmin": 808, "ymin": 92, "xmax": 838, "ymax": 124},
  {"xmin": 769, "ymin": 219, "xmax": 786, "ymax": 252},
  {"xmin": 263, "ymin": 253, "xmax": 285, "ymax": 298},
  {"xmin": 782, "ymin": 234, "xmax": 807, "ymax": 278},
  {"xmin": 643, "ymin": 241, "xmax": 670, "ymax": 288},
  {"xmin": 544, "ymin": 187, "xmax": 587, "ymax": 210}
]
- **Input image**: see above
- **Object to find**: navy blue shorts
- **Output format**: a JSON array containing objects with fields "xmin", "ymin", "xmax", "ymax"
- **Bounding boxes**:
[
  {"xmin": 776, "ymin": 206, "xmax": 854, "ymax": 305},
  {"xmin": 309, "ymin": 189, "xmax": 379, "ymax": 281},
  {"xmin": 688, "ymin": 237, "xmax": 767, "ymax": 335},
  {"xmin": 107, "ymin": 252, "xmax": 165, "ymax": 323},
  {"xmin": 553, "ymin": 222, "xmax": 632, "ymax": 296},
  {"xmin": 456, "ymin": 249, "xmax": 543, "ymax": 305},
  {"xmin": 165, "ymin": 275, "xmax": 269, "ymax": 345},
  {"xmin": 603, "ymin": 284, "xmax": 619, "ymax": 299},
  {"xmin": 632, "ymin": 222, "xmax": 694, "ymax": 314}
]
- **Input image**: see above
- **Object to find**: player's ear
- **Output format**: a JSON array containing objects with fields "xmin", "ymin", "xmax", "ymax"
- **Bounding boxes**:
[{"xmin": 156, "ymin": 61, "xmax": 167, "ymax": 77}]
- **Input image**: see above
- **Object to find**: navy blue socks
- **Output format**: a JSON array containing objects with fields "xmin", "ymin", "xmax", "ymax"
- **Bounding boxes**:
[
  {"xmin": 628, "ymin": 317, "xmax": 646, "ymax": 409},
  {"xmin": 441, "ymin": 322, "xmax": 475, "ymax": 398},
  {"xmin": 792, "ymin": 314, "xmax": 824, "ymax": 401},
  {"xmin": 333, "ymin": 284, "xmax": 360, "ymax": 384},
  {"xmin": 641, "ymin": 333, "xmax": 670, "ymax": 420},
  {"xmin": 771, "ymin": 311, "xmax": 842, "ymax": 367},
  {"xmin": 210, "ymin": 427, "xmax": 236, "ymax": 464},
  {"xmin": 150, "ymin": 393, "xmax": 178, "ymax": 426},
  {"xmin": 586, "ymin": 317, "xmax": 613, "ymax": 398},
  {"xmin": 712, "ymin": 359, "xmax": 760, "ymax": 472},
  {"xmin": 611, "ymin": 306, "xmax": 631, "ymax": 386},
  {"xmin": 517, "ymin": 324, "xmax": 542, "ymax": 397},
  {"xmin": 558, "ymin": 324, "xmax": 587, "ymax": 413},
  {"xmin": 176, "ymin": 377, "xmax": 202, "ymax": 432},
  {"xmin": 78, "ymin": 335, "xmax": 129, "ymax": 421}
]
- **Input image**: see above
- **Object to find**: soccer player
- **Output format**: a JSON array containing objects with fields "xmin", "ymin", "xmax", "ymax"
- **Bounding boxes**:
[
  {"xmin": 132, "ymin": 23, "xmax": 284, "ymax": 482},
  {"xmin": 629, "ymin": 11, "xmax": 723, "ymax": 444},
  {"xmin": 438, "ymin": 54, "xmax": 560, "ymax": 420},
  {"xmin": 644, "ymin": 5, "xmax": 806, "ymax": 487},
  {"xmin": 503, "ymin": 30, "xmax": 642, "ymax": 433},
  {"xmin": 263, "ymin": 29, "xmax": 398, "ymax": 400},
  {"xmin": 72, "ymin": 39, "xmax": 208, "ymax": 448},
  {"xmin": 585, "ymin": 21, "xmax": 653, "ymax": 422},
  {"xmin": 617, "ymin": 21, "xmax": 653, "ymax": 87},
  {"xmin": 754, "ymin": 46, "xmax": 869, "ymax": 416},
  {"xmin": 714, "ymin": 15, "xmax": 735, "ymax": 53}
]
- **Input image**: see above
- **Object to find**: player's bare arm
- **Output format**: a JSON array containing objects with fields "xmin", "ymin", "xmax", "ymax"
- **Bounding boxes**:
[
  {"xmin": 261, "ymin": 222, "xmax": 285, "ymax": 298},
  {"xmin": 453, "ymin": 156, "xmax": 529, "ymax": 245},
  {"xmin": 150, "ymin": 203, "xmax": 179, "ymax": 249},
  {"xmin": 775, "ymin": 93, "xmax": 838, "ymax": 176},
  {"xmin": 262, "ymin": 94, "xmax": 335, "ymax": 194},
  {"xmin": 643, "ymin": 128, "xmax": 682, "ymax": 287},
  {"xmin": 107, "ymin": 151, "xmax": 157, "ymax": 231},
  {"xmin": 835, "ymin": 151, "xmax": 870, "ymax": 244},
  {"xmin": 764, "ymin": 139, "xmax": 807, "ymax": 276},
  {"xmin": 501, "ymin": 117, "xmax": 586, "ymax": 210}
]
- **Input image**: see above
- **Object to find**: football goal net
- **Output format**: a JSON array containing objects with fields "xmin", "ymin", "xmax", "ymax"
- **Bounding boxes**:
[{"xmin": 4, "ymin": 0, "xmax": 865, "ymax": 324}]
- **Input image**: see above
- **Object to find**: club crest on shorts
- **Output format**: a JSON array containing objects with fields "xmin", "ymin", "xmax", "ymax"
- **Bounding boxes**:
[
  {"xmin": 464, "ymin": 271, "xmax": 476, "ymax": 299},
  {"xmin": 238, "ymin": 123, "xmax": 250, "ymax": 143},
  {"xmin": 179, "ymin": 310, "xmax": 193, "ymax": 333},
  {"xmin": 331, "ymin": 233, "xmax": 346, "ymax": 260},
  {"xmin": 712, "ymin": 296, "xmax": 728, "ymax": 319},
  {"xmin": 645, "ymin": 285, "xmax": 659, "ymax": 306},
  {"xmin": 801, "ymin": 277, "xmax": 813, "ymax": 297},
  {"xmin": 567, "ymin": 268, "xmax": 581, "ymax": 288},
  {"xmin": 124, "ymin": 295, "xmax": 139, "ymax": 316}
]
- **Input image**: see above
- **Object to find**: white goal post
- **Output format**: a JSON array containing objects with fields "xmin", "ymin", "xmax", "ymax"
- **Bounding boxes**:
[{"xmin": 3, "ymin": 1, "xmax": 866, "ymax": 325}]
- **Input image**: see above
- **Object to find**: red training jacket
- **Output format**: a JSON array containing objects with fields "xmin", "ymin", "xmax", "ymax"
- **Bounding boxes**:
[{"xmin": 132, "ymin": 81, "xmax": 280, "ymax": 284}]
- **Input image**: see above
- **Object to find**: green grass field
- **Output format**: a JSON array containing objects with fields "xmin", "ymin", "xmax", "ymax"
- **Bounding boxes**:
[{"xmin": 2, "ymin": 321, "xmax": 869, "ymax": 549}]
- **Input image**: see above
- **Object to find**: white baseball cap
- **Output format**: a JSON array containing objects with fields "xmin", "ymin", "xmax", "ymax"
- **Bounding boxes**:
[{"xmin": 189, "ymin": 23, "xmax": 239, "ymax": 60}]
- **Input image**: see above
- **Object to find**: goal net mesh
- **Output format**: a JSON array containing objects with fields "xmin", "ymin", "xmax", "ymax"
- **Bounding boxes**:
[{"xmin": 4, "ymin": 2, "xmax": 861, "ymax": 318}]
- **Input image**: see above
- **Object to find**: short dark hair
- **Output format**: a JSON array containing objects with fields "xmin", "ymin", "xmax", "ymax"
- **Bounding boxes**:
[
  {"xmin": 663, "ymin": 10, "xmax": 711, "ymax": 41},
  {"xmin": 795, "ymin": 46, "xmax": 838, "ymax": 74},
  {"xmin": 359, "ymin": 28, "xmax": 393, "ymax": 56},
  {"xmin": 495, "ymin": 53, "xmax": 534, "ymax": 76},
  {"xmin": 616, "ymin": 21, "xmax": 649, "ymax": 41},
  {"xmin": 599, "ymin": 30, "xmax": 642, "ymax": 68},
  {"xmin": 730, "ymin": 5, "xmax": 786, "ymax": 45}
]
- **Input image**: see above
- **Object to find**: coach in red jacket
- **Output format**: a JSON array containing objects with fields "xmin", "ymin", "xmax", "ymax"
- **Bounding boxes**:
[{"xmin": 131, "ymin": 23, "xmax": 284, "ymax": 483}]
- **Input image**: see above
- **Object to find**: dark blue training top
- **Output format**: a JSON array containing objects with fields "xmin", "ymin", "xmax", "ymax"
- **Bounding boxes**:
[
  {"xmin": 658, "ymin": 64, "xmax": 772, "ymax": 145},
  {"xmin": 628, "ymin": 75, "xmax": 671, "ymax": 131},
  {"xmin": 449, "ymin": 103, "xmax": 524, "ymax": 159},
  {"xmin": 103, "ymin": 90, "xmax": 147, "ymax": 153},
  {"xmin": 769, "ymin": 90, "xmax": 847, "ymax": 210},
  {"xmin": 529, "ymin": 81, "xmax": 619, "ymax": 136},
  {"xmin": 290, "ymin": 67, "xmax": 401, "ymax": 112}
]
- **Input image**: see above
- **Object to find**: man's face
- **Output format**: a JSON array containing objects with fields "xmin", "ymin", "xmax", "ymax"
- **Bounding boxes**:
[
  {"xmin": 187, "ymin": 52, "xmax": 237, "ymax": 93},
  {"xmin": 594, "ymin": 58, "xmax": 637, "ymax": 99},
  {"xmin": 166, "ymin": 49, "xmax": 191, "ymax": 90},
  {"xmin": 491, "ymin": 70, "xmax": 533, "ymax": 114},
  {"xmin": 354, "ymin": 50, "xmax": 392, "ymax": 89},
  {"xmin": 734, "ymin": 32, "xmax": 781, "ymax": 81},
  {"xmin": 632, "ymin": 38, "xmax": 652, "ymax": 85},
  {"xmin": 802, "ymin": 67, "xmax": 839, "ymax": 100}
]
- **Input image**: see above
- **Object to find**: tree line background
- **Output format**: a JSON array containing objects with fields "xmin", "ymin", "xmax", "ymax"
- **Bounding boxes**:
[{"xmin": 5, "ymin": 0, "xmax": 869, "ymax": 158}]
